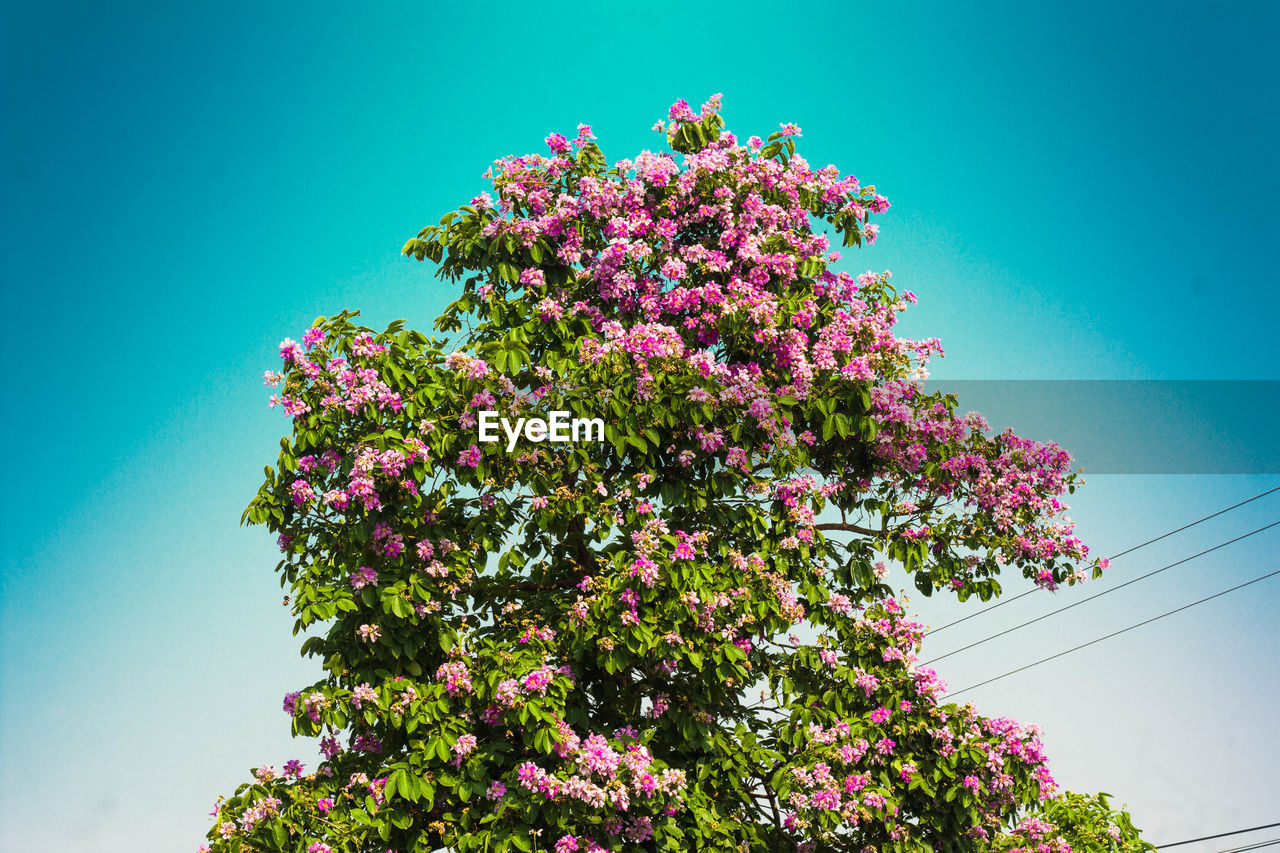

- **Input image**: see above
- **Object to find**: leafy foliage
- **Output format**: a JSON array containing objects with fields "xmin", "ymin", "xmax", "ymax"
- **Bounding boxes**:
[
  {"xmin": 991, "ymin": 793, "xmax": 1155, "ymax": 853},
  {"xmin": 204, "ymin": 96, "xmax": 1144, "ymax": 853}
]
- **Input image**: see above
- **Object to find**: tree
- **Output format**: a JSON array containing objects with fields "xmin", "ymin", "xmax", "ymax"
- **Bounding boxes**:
[{"xmin": 203, "ymin": 96, "xmax": 1151, "ymax": 853}]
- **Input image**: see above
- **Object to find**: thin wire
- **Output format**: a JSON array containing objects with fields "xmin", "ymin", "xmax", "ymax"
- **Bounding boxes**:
[
  {"xmin": 922, "ymin": 521, "xmax": 1280, "ymax": 666},
  {"xmin": 1109, "ymin": 484, "xmax": 1278, "ymax": 559},
  {"xmin": 942, "ymin": 567, "xmax": 1280, "ymax": 697},
  {"xmin": 1155, "ymin": 822, "xmax": 1280, "ymax": 849},
  {"xmin": 922, "ymin": 586, "xmax": 1035, "ymax": 636},
  {"xmin": 1217, "ymin": 838, "xmax": 1280, "ymax": 853},
  {"xmin": 925, "ymin": 485, "xmax": 1280, "ymax": 636}
]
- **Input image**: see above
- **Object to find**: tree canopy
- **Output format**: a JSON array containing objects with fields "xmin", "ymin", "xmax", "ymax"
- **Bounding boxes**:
[{"xmin": 203, "ymin": 96, "xmax": 1151, "ymax": 853}]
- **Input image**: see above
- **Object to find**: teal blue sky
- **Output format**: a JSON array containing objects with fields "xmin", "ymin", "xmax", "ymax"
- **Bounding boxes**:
[{"xmin": 2, "ymin": 2, "xmax": 1278, "ymax": 851}]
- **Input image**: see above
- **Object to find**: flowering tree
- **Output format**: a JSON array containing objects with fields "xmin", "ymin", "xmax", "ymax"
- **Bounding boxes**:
[{"xmin": 204, "ymin": 97, "xmax": 1152, "ymax": 853}]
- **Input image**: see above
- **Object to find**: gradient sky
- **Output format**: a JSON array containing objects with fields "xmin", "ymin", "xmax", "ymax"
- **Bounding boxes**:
[{"xmin": 2, "ymin": 2, "xmax": 1278, "ymax": 851}]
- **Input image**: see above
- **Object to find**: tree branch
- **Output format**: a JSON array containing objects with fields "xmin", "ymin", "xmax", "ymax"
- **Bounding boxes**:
[{"xmin": 814, "ymin": 522, "xmax": 883, "ymax": 537}]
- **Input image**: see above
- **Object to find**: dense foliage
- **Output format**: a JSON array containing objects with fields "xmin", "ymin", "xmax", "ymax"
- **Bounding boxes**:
[{"xmin": 203, "ymin": 96, "xmax": 1148, "ymax": 853}]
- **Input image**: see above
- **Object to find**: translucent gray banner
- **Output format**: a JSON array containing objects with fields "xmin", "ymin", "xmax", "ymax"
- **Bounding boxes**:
[{"xmin": 917, "ymin": 381, "xmax": 1279, "ymax": 474}]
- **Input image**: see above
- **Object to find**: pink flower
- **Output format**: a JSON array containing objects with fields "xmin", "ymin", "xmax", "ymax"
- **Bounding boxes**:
[
  {"xmin": 350, "ymin": 566, "xmax": 378, "ymax": 590},
  {"xmin": 351, "ymin": 683, "xmax": 377, "ymax": 709},
  {"xmin": 453, "ymin": 734, "xmax": 478, "ymax": 762},
  {"xmin": 545, "ymin": 132, "xmax": 570, "ymax": 154},
  {"xmin": 350, "ymin": 332, "xmax": 386, "ymax": 358},
  {"xmin": 436, "ymin": 660, "xmax": 473, "ymax": 695},
  {"xmin": 279, "ymin": 338, "xmax": 304, "ymax": 362},
  {"xmin": 629, "ymin": 557, "xmax": 659, "ymax": 586},
  {"xmin": 495, "ymin": 678, "xmax": 522, "ymax": 708},
  {"xmin": 667, "ymin": 99, "xmax": 695, "ymax": 122},
  {"xmin": 522, "ymin": 667, "xmax": 554, "ymax": 695},
  {"xmin": 290, "ymin": 480, "xmax": 314, "ymax": 506}
]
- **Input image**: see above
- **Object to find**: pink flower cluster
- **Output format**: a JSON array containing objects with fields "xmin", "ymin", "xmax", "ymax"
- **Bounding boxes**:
[
  {"xmin": 435, "ymin": 658, "xmax": 473, "ymax": 696},
  {"xmin": 777, "ymin": 602, "xmax": 1060, "ymax": 843},
  {"xmin": 512, "ymin": 727, "xmax": 687, "ymax": 830}
]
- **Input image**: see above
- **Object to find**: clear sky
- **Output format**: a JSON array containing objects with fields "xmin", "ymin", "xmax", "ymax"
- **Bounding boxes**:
[{"xmin": 2, "ymin": 2, "xmax": 1277, "ymax": 851}]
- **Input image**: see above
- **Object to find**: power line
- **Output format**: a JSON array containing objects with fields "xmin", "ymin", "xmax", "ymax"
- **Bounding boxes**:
[
  {"xmin": 1108, "ymin": 485, "xmax": 1278, "ymax": 559},
  {"xmin": 1157, "ymin": 819, "xmax": 1280, "ymax": 845},
  {"xmin": 923, "ymin": 587, "xmax": 1034, "ymax": 636},
  {"xmin": 922, "ymin": 521, "xmax": 1280, "ymax": 666},
  {"xmin": 942, "ymin": 567, "xmax": 1280, "ymax": 697},
  {"xmin": 1218, "ymin": 838, "xmax": 1280, "ymax": 853},
  {"xmin": 1155, "ymin": 823, "xmax": 1280, "ymax": 850},
  {"xmin": 925, "ymin": 485, "xmax": 1280, "ymax": 637}
]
